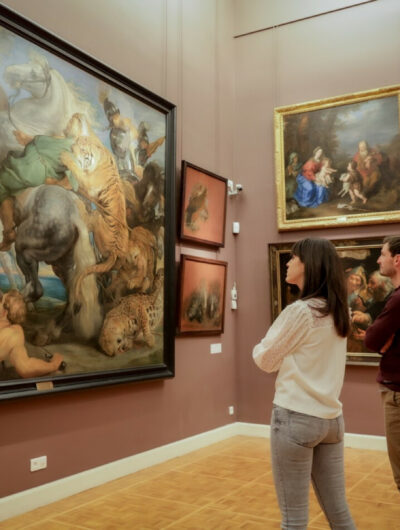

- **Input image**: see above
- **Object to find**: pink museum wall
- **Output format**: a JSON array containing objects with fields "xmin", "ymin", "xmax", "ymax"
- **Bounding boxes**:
[
  {"xmin": 0, "ymin": 0, "xmax": 238, "ymax": 498},
  {"xmin": 233, "ymin": 0, "xmax": 400, "ymax": 434},
  {"xmin": 0, "ymin": 0, "xmax": 399, "ymax": 499}
]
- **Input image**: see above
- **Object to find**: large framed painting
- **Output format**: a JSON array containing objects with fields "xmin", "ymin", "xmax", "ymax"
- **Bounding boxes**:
[
  {"xmin": 0, "ymin": 6, "xmax": 176, "ymax": 399},
  {"xmin": 177, "ymin": 255, "xmax": 227, "ymax": 336},
  {"xmin": 274, "ymin": 85, "xmax": 400, "ymax": 231},
  {"xmin": 180, "ymin": 161, "xmax": 227, "ymax": 248},
  {"xmin": 269, "ymin": 238, "xmax": 392, "ymax": 365}
]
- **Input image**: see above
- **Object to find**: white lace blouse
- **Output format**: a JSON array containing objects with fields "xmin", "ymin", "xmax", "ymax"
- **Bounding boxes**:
[{"xmin": 252, "ymin": 298, "xmax": 347, "ymax": 419}]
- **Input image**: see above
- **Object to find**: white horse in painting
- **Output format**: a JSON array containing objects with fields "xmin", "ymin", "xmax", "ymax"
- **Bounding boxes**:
[
  {"xmin": 0, "ymin": 51, "xmax": 97, "ymax": 292},
  {"xmin": 0, "ymin": 50, "xmax": 96, "ymax": 163}
]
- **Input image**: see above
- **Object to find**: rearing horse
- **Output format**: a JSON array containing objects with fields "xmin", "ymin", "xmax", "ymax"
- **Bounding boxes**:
[
  {"xmin": 0, "ymin": 51, "xmax": 96, "ymax": 163},
  {"xmin": 14, "ymin": 185, "xmax": 103, "ymax": 344}
]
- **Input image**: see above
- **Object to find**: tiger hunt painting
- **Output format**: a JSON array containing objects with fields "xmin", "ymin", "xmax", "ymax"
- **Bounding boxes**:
[{"xmin": 0, "ymin": 6, "xmax": 175, "ymax": 398}]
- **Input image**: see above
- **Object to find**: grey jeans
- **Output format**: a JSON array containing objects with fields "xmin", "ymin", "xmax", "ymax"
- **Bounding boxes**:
[{"xmin": 270, "ymin": 405, "xmax": 356, "ymax": 530}]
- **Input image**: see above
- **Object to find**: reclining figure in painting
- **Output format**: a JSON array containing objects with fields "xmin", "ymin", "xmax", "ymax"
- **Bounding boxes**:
[{"xmin": 0, "ymin": 289, "xmax": 64, "ymax": 378}]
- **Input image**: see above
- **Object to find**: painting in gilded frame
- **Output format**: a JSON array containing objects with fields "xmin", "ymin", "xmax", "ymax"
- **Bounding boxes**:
[
  {"xmin": 0, "ymin": 6, "xmax": 176, "ymax": 399},
  {"xmin": 269, "ymin": 238, "xmax": 393, "ymax": 365},
  {"xmin": 274, "ymin": 85, "xmax": 400, "ymax": 231}
]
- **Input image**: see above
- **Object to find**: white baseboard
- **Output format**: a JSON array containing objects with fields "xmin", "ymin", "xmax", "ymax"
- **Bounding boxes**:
[
  {"xmin": 0, "ymin": 421, "xmax": 386, "ymax": 522},
  {"xmin": 343, "ymin": 432, "xmax": 387, "ymax": 451}
]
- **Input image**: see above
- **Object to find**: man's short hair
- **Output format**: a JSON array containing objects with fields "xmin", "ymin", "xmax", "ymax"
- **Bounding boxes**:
[{"xmin": 383, "ymin": 236, "xmax": 400, "ymax": 257}]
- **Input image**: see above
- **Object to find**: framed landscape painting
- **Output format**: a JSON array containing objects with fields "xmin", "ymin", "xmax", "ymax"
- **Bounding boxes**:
[
  {"xmin": 268, "ymin": 238, "xmax": 392, "ymax": 365},
  {"xmin": 178, "ymin": 255, "xmax": 227, "ymax": 336},
  {"xmin": 180, "ymin": 161, "xmax": 227, "ymax": 248},
  {"xmin": 274, "ymin": 85, "xmax": 400, "ymax": 231},
  {"xmin": 0, "ymin": 5, "xmax": 176, "ymax": 399}
]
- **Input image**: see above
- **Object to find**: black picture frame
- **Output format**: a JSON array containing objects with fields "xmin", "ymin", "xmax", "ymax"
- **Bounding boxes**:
[{"xmin": 0, "ymin": 5, "xmax": 176, "ymax": 399}]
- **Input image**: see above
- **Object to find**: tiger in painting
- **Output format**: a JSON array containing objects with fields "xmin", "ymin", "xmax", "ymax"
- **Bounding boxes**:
[{"xmin": 60, "ymin": 131, "xmax": 129, "ymax": 301}]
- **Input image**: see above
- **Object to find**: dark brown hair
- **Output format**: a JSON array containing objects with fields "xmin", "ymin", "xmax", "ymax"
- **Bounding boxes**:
[
  {"xmin": 291, "ymin": 238, "xmax": 350, "ymax": 337},
  {"xmin": 383, "ymin": 236, "xmax": 400, "ymax": 257}
]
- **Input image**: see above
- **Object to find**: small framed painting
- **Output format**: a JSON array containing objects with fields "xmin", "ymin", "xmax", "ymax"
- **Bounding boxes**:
[
  {"xmin": 180, "ymin": 161, "xmax": 227, "ymax": 247},
  {"xmin": 178, "ymin": 255, "xmax": 227, "ymax": 336}
]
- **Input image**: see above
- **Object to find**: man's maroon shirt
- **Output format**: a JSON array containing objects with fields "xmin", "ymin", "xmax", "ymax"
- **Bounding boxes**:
[{"xmin": 365, "ymin": 286, "xmax": 400, "ymax": 391}]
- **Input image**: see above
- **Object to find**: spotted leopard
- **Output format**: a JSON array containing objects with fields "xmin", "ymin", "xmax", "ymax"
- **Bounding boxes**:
[{"xmin": 99, "ymin": 269, "xmax": 164, "ymax": 356}]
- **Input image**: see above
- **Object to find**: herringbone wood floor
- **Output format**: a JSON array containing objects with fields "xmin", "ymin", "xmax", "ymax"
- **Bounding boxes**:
[{"xmin": 1, "ymin": 436, "xmax": 399, "ymax": 529}]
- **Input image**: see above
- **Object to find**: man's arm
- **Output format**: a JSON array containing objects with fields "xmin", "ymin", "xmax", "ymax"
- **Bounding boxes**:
[{"xmin": 364, "ymin": 292, "xmax": 399, "ymax": 353}]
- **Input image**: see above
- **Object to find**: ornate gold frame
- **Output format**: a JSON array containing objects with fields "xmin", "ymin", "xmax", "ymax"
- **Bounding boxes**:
[
  {"xmin": 274, "ymin": 85, "xmax": 400, "ymax": 231},
  {"xmin": 268, "ymin": 238, "xmax": 390, "ymax": 366}
]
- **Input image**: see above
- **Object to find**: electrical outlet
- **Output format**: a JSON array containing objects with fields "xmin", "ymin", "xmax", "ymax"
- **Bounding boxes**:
[
  {"xmin": 30, "ymin": 455, "xmax": 47, "ymax": 472},
  {"xmin": 228, "ymin": 405, "xmax": 235, "ymax": 415}
]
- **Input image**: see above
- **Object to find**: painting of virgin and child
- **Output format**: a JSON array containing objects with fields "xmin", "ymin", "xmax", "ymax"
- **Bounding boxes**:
[
  {"xmin": 0, "ymin": 8, "xmax": 175, "ymax": 397},
  {"xmin": 275, "ymin": 86, "xmax": 400, "ymax": 230}
]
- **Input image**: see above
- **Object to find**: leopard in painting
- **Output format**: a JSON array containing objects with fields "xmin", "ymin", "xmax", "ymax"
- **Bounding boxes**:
[{"xmin": 99, "ymin": 269, "xmax": 164, "ymax": 356}]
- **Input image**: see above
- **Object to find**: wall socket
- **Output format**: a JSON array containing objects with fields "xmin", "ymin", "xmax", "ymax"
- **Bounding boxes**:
[
  {"xmin": 228, "ymin": 405, "xmax": 235, "ymax": 415},
  {"xmin": 30, "ymin": 455, "xmax": 47, "ymax": 472}
]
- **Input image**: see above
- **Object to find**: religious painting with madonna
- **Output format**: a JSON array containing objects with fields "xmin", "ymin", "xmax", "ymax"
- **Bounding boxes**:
[{"xmin": 275, "ymin": 85, "xmax": 400, "ymax": 231}]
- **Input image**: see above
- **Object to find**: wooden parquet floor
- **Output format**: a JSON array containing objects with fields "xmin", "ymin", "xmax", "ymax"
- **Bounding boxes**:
[{"xmin": 1, "ymin": 435, "xmax": 399, "ymax": 529}]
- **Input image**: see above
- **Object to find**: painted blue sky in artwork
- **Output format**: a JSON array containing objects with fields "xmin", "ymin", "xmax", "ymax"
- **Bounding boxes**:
[
  {"xmin": 0, "ymin": 26, "xmax": 166, "ymax": 165},
  {"xmin": 328, "ymin": 96, "xmax": 399, "ymax": 158}
]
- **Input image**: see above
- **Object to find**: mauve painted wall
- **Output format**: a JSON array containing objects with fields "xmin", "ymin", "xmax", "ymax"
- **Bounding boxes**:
[
  {"xmin": 0, "ymin": 0, "xmax": 399, "ymax": 499},
  {"xmin": 0, "ymin": 0, "xmax": 237, "ymax": 497},
  {"xmin": 233, "ymin": 0, "xmax": 400, "ymax": 434}
]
